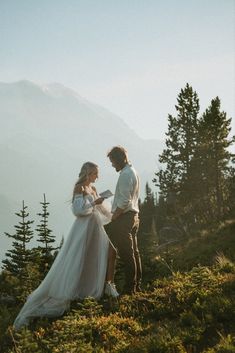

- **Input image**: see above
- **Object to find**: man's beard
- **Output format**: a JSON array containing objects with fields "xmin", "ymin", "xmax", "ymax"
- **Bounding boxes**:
[{"xmin": 115, "ymin": 165, "xmax": 122, "ymax": 172}]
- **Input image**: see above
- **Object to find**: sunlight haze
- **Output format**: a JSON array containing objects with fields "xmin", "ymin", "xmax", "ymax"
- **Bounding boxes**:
[{"xmin": 0, "ymin": 0, "xmax": 234, "ymax": 139}]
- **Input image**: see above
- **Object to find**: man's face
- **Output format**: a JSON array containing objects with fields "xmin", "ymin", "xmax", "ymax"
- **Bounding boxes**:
[{"xmin": 109, "ymin": 156, "xmax": 122, "ymax": 172}]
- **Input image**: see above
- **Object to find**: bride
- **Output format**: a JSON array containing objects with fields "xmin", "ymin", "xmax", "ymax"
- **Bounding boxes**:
[{"xmin": 14, "ymin": 162, "xmax": 118, "ymax": 330}]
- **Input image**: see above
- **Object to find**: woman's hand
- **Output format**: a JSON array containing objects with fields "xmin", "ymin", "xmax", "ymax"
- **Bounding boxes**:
[
  {"xmin": 94, "ymin": 197, "xmax": 104, "ymax": 205},
  {"xmin": 82, "ymin": 186, "xmax": 90, "ymax": 195}
]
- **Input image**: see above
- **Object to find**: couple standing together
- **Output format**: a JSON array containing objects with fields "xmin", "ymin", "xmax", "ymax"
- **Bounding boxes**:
[{"xmin": 14, "ymin": 146, "xmax": 142, "ymax": 330}]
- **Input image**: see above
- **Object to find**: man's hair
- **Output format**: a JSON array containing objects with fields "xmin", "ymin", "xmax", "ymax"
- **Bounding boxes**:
[{"xmin": 107, "ymin": 146, "xmax": 128, "ymax": 164}]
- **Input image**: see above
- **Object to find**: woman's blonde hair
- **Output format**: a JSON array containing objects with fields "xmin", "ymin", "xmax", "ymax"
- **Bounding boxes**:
[{"xmin": 73, "ymin": 162, "xmax": 98, "ymax": 199}]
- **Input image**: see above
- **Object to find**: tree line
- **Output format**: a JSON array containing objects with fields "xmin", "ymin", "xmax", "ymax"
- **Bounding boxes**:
[{"xmin": 140, "ymin": 83, "xmax": 235, "ymax": 239}]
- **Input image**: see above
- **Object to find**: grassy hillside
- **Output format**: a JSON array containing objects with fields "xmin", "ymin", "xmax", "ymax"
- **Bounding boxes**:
[
  {"xmin": 154, "ymin": 219, "xmax": 235, "ymax": 273},
  {"xmin": 1, "ymin": 220, "xmax": 235, "ymax": 353}
]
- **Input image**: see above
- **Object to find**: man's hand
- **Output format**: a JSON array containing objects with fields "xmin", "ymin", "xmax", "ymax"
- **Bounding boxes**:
[{"xmin": 111, "ymin": 207, "xmax": 124, "ymax": 221}]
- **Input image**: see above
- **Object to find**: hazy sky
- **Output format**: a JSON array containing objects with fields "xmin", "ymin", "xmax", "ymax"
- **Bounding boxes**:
[{"xmin": 0, "ymin": 0, "xmax": 234, "ymax": 139}]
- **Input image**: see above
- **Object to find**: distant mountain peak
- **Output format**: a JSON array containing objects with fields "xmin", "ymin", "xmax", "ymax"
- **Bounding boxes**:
[
  {"xmin": 0, "ymin": 79, "xmax": 37, "ymax": 89},
  {"xmin": 0, "ymin": 80, "xmax": 92, "ymax": 105},
  {"xmin": 41, "ymin": 82, "xmax": 85, "ymax": 100}
]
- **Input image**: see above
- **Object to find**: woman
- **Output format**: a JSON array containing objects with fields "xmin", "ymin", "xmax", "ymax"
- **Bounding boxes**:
[{"xmin": 14, "ymin": 162, "xmax": 118, "ymax": 330}]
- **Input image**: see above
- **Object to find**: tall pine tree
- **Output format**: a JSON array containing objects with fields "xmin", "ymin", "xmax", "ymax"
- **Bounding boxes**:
[
  {"xmin": 155, "ymin": 83, "xmax": 199, "ymax": 199},
  {"xmin": 193, "ymin": 97, "xmax": 235, "ymax": 219},
  {"xmin": 155, "ymin": 84, "xmax": 200, "ymax": 226},
  {"xmin": 155, "ymin": 87, "xmax": 234, "ymax": 226}
]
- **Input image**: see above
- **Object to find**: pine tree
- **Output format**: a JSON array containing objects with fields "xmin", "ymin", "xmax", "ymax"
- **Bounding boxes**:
[
  {"xmin": 155, "ymin": 194, "xmax": 167, "ymax": 232},
  {"xmin": 36, "ymin": 194, "xmax": 57, "ymax": 276},
  {"xmin": 139, "ymin": 183, "xmax": 155, "ymax": 233},
  {"xmin": 227, "ymin": 170, "xmax": 235, "ymax": 217},
  {"xmin": 2, "ymin": 201, "xmax": 34, "ymax": 279},
  {"xmin": 155, "ymin": 83, "xmax": 200, "ymax": 199},
  {"xmin": 138, "ymin": 184, "xmax": 158, "ymax": 284},
  {"xmin": 194, "ymin": 97, "xmax": 235, "ymax": 219}
]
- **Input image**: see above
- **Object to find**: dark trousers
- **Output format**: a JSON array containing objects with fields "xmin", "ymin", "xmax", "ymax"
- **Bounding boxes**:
[{"xmin": 105, "ymin": 212, "xmax": 142, "ymax": 293}]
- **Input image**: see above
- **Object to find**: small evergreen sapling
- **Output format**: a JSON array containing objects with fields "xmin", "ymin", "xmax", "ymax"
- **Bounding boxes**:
[
  {"xmin": 2, "ymin": 201, "xmax": 34, "ymax": 279},
  {"xmin": 36, "ymin": 194, "xmax": 58, "ymax": 277}
]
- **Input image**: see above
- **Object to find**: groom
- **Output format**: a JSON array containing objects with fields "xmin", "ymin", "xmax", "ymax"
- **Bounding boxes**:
[{"xmin": 105, "ymin": 146, "xmax": 142, "ymax": 294}]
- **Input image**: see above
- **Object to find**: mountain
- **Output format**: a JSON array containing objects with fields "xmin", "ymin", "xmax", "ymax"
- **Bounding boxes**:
[{"xmin": 0, "ymin": 80, "xmax": 163, "ymax": 263}]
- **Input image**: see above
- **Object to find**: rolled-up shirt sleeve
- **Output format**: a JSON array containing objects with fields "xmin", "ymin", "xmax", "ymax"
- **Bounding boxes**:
[
  {"xmin": 72, "ymin": 195, "xmax": 94, "ymax": 216},
  {"xmin": 117, "ymin": 173, "xmax": 133, "ymax": 210}
]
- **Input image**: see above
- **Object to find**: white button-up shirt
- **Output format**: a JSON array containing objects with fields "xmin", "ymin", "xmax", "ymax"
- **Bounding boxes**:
[{"xmin": 112, "ymin": 164, "xmax": 140, "ymax": 213}]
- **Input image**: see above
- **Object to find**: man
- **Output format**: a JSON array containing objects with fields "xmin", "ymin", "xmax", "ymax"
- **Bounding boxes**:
[{"xmin": 105, "ymin": 146, "xmax": 142, "ymax": 294}]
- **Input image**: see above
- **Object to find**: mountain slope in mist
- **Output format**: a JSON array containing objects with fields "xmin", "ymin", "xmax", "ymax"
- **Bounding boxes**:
[{"xmin": 0, "ymin": 80, "xmax": 163, "ymax": 263}]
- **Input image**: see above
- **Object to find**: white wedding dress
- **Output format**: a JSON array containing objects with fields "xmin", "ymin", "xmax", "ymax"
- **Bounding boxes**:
[{"xmin": 14, "ymin": 194, "xmax": 113, "ymax": 330}]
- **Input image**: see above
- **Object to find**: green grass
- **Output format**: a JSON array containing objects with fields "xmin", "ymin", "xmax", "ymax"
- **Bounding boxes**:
[
  {"xmin": 1, "ymin": 220, "xmax": 235, "ymax": 352},
  {"xmin": 154, "ymin": 219, "xmax": 235, "ymax": 273},
  {"xmin": 5, "ymin": 263, "xmax": 235, "ymax": 352}
]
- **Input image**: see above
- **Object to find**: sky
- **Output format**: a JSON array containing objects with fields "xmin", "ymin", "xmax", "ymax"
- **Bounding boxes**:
[{"xmin": 0, "ymin": 0, "xmax": 234, "ymax": 140}]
